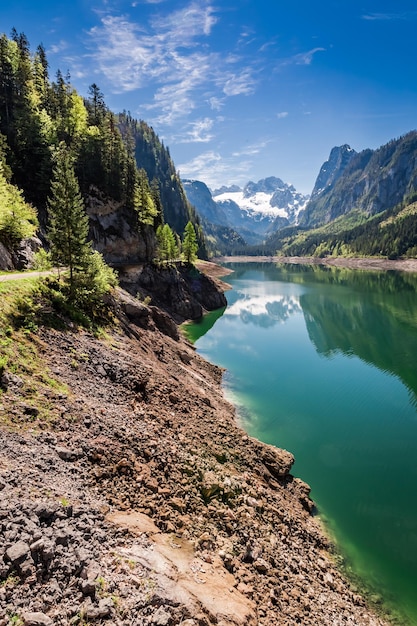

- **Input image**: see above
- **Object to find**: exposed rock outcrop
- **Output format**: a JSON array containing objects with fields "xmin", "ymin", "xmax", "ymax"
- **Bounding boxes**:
[
  {"xmin": 0, "ymin": 237, "xmax": 42, "ymax": 271},
  {"xmin": 86, "ymin": 187, "xmax": 156, "ymax": 266},
  {"xmin": 309, "ymin": 144, "xmax": 357, "ymax": 201},
  {"xmin": 0, "ymin": 242, "xmax": 13, "ymax": 270},
  {"xmin": 118, "ymin": 262, "xmax": 227, "ymax": 323}
]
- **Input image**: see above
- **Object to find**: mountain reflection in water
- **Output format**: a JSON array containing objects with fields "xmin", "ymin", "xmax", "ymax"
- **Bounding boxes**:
[{"xmin": 221, "ymin": 262, "xmax": 417, "ymax": 403}]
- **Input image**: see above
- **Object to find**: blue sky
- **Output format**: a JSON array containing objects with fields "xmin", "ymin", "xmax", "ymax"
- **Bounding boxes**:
[{"xmin": 2, "ymin": 1, "xmax": 417, "ymax": 193}]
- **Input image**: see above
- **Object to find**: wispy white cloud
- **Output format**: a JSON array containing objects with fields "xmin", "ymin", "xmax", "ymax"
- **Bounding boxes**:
[
  {"xmin": 176, "ymin": 117, "xmax": 215, "ymax": 143},
  {"xmin": 178, "ymin": 150, "xmax": 253, "ymax": 188},
  {"xmin": 48, "ymin": 40, "xmax": 69, "ymax": 54},
  {"xmin": 277, "ymin": 111, "xmax": 288, "ymax": 119},
  {"xmin": 222, "ymin": 70, "xmax": 256, "ymax": 96},
  {"xmin": 88, "ymin": 3, "xmax": 258, "ymax": 125},
  {"xmin": 209, "ymin": 96, "xmax": 225, "ymax": 111},
  {"xmin": 232, "ymin": 139, "xmax": 272, "ymax": 157},
  {"xmin": 291, "ymin": 47, "xmax": 325, "ymax": 66},
  {"xmin": 151, "ymin": 1, "xmax": 217, "ymax": 37},
  {"xmin": 133, "ymin": 0, "xmax": 165, "ymax": 4},
  {"xmin": 362, "ymin": 11, "xmax": 417, "ymax": 21}
]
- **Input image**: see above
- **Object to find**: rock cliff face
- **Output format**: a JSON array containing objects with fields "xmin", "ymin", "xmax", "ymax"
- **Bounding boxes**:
[
  {"xmin": 0, "ymin": 237, "xmax": 42, "ymax": 271},
  {"xmin": 86, "ymin": 189, "xmax": 156, "ymax": 266},
  {"xmin": 301, "ymin": 131, "xmax": 417, "ymax": 228},
  {"xmin": 118, "ymin": 262, "xmax": 227, "ymax": 323},
  {"xmin": 0, "ymin": 242, "xmax": 13, "ymax": 270},
  {"xmin": 309, "ymin": 144, "xmax": 357, "ymax": 200}
]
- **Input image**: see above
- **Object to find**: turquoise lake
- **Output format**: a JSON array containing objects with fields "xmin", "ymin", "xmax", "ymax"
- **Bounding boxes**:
[{"xmin": 185, "ymin": 262, "xmax": 417, "ymax": 626}]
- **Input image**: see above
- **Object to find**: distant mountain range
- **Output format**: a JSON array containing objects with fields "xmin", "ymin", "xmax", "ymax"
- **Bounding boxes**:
[
  {"xmin": 182, "ymin": 177, "xmax": 309, "ymax": 247},
  {"xmin": 184, "ymin": 130, "xmax": 417, "ymax": 258}
]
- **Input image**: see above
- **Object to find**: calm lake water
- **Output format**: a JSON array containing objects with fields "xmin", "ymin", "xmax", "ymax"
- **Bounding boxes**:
[{"xmin": 185, "ymin": 262, "xmax": 417, "ymax": 626}]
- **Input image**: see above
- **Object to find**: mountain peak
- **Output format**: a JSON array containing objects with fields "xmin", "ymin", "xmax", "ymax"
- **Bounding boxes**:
[
  {"xmin": 311, "ymin": 144, "xmax": 357, "ymax": 199},
  {"xmin": 212, "ymin": 184, "xmax": 242, "ymax": 195},
  {"xmin": 183, "ymin": 176, "xmax": 309, "ymax": 248},
  {"xmin": 243, "ymin": 176, "xmax": 286, "ymax": 197}
]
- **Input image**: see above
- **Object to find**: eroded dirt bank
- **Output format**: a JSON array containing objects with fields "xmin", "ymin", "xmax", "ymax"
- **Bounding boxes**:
[{"xmin": 0, "ymin": 276, "xmax": 391, "ymax": 625}]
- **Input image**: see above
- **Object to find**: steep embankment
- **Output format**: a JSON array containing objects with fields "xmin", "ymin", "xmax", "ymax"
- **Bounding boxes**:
[{"xmin": 0, "ymin": 268, "xmax": 390, "ymax": 626}]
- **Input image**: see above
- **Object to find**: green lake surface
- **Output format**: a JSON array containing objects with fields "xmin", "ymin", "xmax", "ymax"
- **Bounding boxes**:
[{"xmin": 185, "ymin": 262, "xmax": 417, "ymax": 625}]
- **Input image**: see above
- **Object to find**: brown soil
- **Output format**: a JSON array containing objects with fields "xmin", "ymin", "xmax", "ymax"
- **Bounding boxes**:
[{"xmin": 0, "ymin": 275, "xmax": 392, "ymax": 626}]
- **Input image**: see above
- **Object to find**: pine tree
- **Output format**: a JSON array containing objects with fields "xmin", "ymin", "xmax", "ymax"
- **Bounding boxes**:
[
  {"xmin": 135, "ymin": 168, "xmax": 158, "ymax": 226},
  {"xmin": 47, "ymin": 143, "xmax": 117, "ymax": 307},
  {"xmin": 86, "ymin": 83, "xmax": 106, "ymax": 127},
  {"xmin": 47, "ymin": 143, "xmax": 91, "ymax": 293},
  {"xmin": 156, "ymin": 223, "xmax": 179, "ymax": 262},
  {"xmin": 182, "ymin": 221, "xmax": 198, "ymax": 265}
]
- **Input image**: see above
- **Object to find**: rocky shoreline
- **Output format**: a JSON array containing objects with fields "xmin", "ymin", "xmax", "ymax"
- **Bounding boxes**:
[
  {"xmin": 214, "ymin": 255, "xmax": 417, "ymax": 274},
  {"xmin": 0, "ymin": 265, "xmax": 392, "ymax": 625}
]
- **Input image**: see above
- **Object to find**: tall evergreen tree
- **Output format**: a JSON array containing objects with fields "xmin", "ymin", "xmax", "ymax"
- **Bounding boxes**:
[
  {"xmin": 156, "ymin": 223, "xmax": 179, "ymax": 262},
  {"xmin": 182, "ymin": 221, "xmax": 198, "ymax": 264},
  {"xmin": 86, "ymin": 83, "xmax": 106, "ymax": 127},
  {"xmin": 47, "ymin": 143, "xmax": 117, "ymax": 308},
  {"xmin": 47, "ymin": 143, "xmax": 91, "ymax": 293}
]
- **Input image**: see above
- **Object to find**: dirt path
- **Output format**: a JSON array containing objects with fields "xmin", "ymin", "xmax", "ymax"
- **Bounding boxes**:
[{"xmin": 0, "ymin": 269, "xmax": 57, "ymax": 282}]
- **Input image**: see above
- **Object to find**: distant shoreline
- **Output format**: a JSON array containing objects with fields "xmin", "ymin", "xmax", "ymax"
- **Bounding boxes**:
[{"xmin": 213, "ymin": 255, "xmax": 417, "ymax": 273}]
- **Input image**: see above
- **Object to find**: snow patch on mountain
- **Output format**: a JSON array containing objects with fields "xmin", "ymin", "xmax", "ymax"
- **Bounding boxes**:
[
  {"xmin": 213, "ymin": 190, "xmax": 289, "ymax": 219},
  {"xmin": 183, "ymin": 176, "xmax": 309, "ymax": 247}
]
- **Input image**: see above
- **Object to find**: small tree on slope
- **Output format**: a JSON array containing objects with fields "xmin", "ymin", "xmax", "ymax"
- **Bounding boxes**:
[
  {"xmin": 182, "ymin": 220, "xmax": 198, "ymax": 265},
  {"xmin": 47, "ymin": 143, "xmax": 91, "ymax": 291},
  {"xmin": 47, "ymin": 142, "xmax": 117, "ymax": 305}
]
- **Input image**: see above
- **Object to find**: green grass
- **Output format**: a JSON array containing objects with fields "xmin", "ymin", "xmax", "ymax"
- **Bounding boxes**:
[
  {"xmin": 0, "ymin": 278, "xmax": 70, "ymax": 428},
  {"xmin": 0, "ymin": 275, "xmax": 118, "ymax": 429}
]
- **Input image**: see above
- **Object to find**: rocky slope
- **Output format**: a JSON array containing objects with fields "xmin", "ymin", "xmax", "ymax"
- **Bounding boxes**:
[{"xmin": 0, "ymin": 266, "xmax": 391, "ymax": 626}]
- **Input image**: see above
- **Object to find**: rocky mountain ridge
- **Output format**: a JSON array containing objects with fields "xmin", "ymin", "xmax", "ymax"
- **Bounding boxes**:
[
  {"xmin": 301, "ymin": 131, "xmax": 417, "ymax": 228},
  {"xmin": 309, "ymin": 144, "xmax": 357, "ymax": 201},
  {"xmin": 183, "ymin": 178, "xmax": 309, "ymax": 247}
]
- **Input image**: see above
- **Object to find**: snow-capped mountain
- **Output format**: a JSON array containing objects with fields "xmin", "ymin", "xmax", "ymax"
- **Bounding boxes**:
[{"xmin": 183, "ymin": 176, "xmax": 309, "ymax": 246}]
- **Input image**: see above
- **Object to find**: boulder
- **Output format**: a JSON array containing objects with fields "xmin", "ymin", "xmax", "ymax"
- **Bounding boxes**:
[
  {"xmin": 119, "ymin": 263, "xmax": 226, "ymax": 324},
  {"xmin": 56, "ymin": 446, "xmax": 82, "ymax": 462},
  {"xmin": 0, "ymin": 372, "xmax": 24, "ymax": 391},
  {"xmin": 256, "ymin": 443, "xmax": 294, "ymax": 479},
  {"xmin": 0, "ymin": 241, "xmax": 13, "ymax": 270},
  {"xmin": 6, "ymin": 541, "xmax": 31, "ymax": 565},
  {"xmin": 23, "ymin": 613, "xmax": 53, "ymax": 626},
  {"xmin": 12, "ymin": 236, "xmax": 42, "ymax": 269},
  {"xmin": 150, "ymin": 306, "xmax": 180, "ymax": 340}
]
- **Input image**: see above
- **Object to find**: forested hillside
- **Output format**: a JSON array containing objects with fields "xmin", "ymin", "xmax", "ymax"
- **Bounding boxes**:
[
  {"xmin": 263, "ymin": 193, "xmax": 417, "ymax": 259},
  {"xmin": 117, "ymin": 113, "xmax": 207, "ymax": 257},
  {"xmin": 0, "ymin": 30, "xmax": 206, "ymax": 267},
  {"xmin": 254, "ymin": 133, "xmax": 417, "ymax": 260}
]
